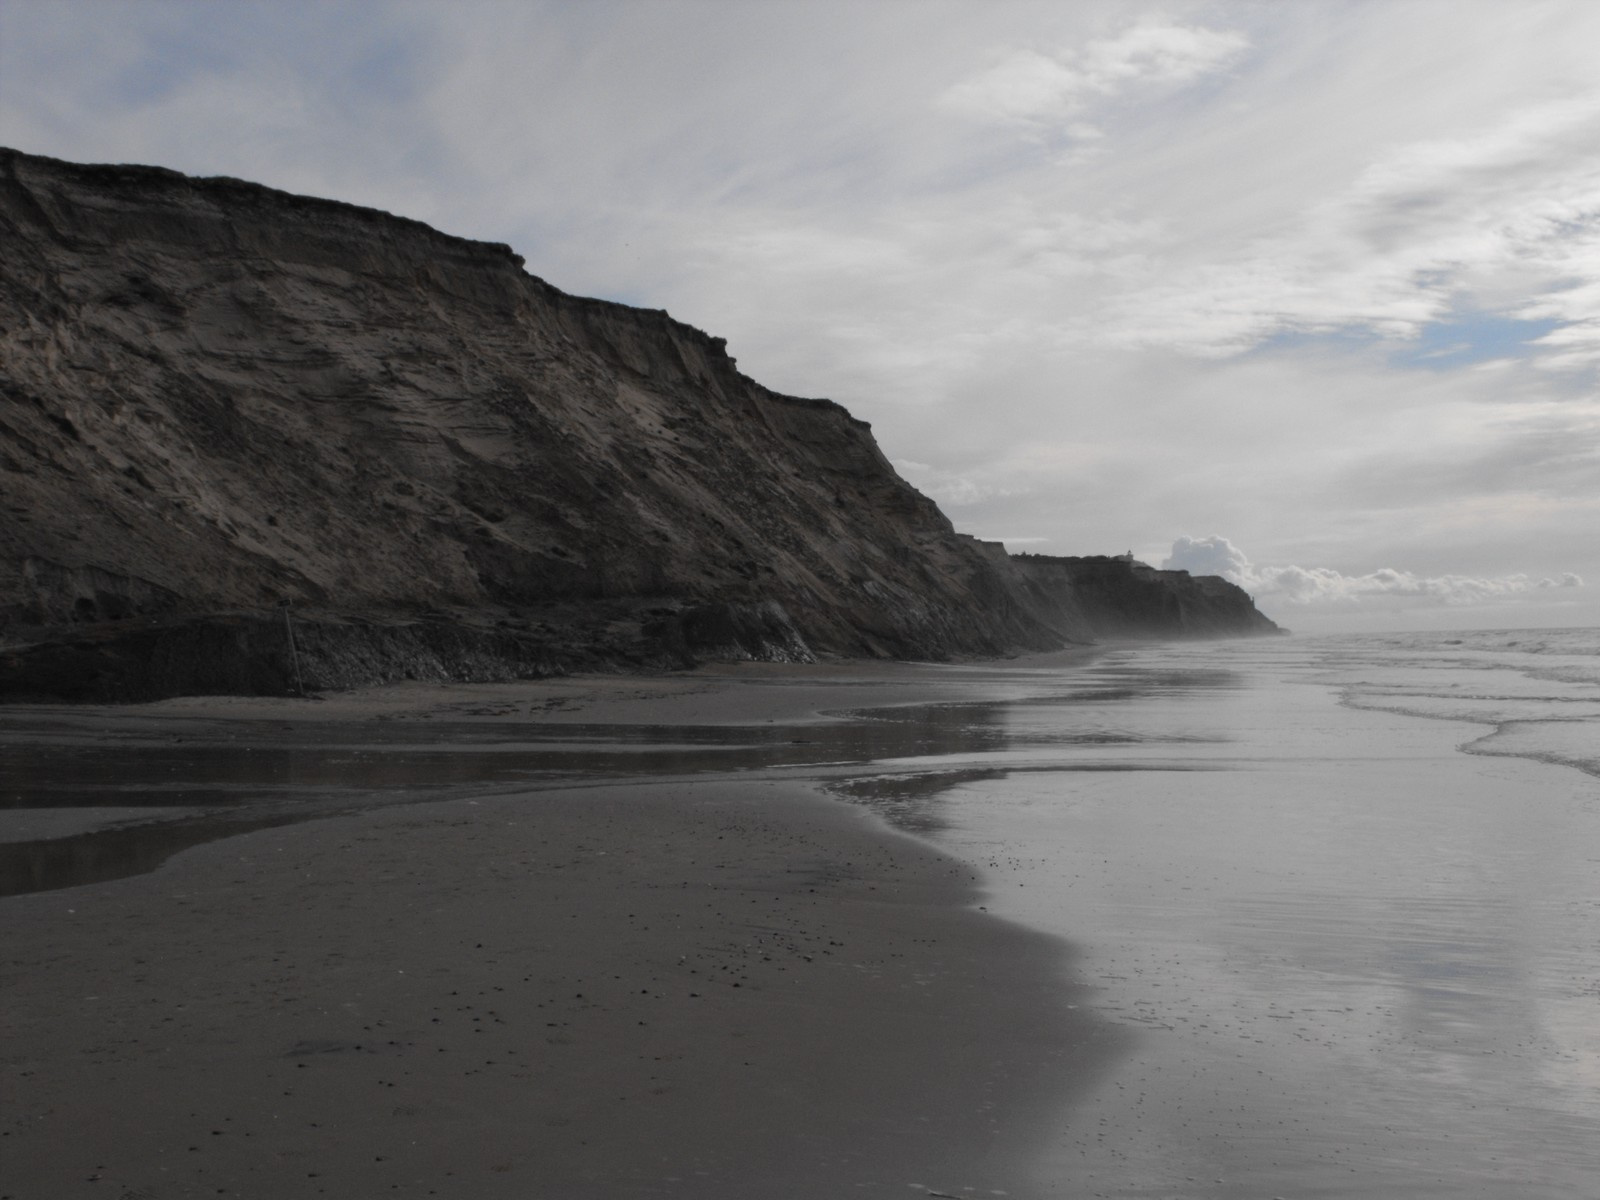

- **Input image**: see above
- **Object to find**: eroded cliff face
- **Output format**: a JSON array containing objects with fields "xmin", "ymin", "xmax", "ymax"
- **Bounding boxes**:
[
  {"xmin": 1007, "ymin": 554, "xmax": 1282, "ymax": 639},
  {"xmin": 0, "ymin": 149, "xmax": 1275, "ymax": 701}
]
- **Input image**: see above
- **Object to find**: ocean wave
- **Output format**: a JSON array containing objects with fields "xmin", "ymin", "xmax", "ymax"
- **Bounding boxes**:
[{"xmin": 1314, "ymin": 627, "xmax": 1600, "ymax": 782}]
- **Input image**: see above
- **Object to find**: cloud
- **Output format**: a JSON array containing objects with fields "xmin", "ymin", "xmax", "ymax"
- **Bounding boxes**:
[
  {"xmin": 1110, "ymin": 92, "xmax": 1600, "ymax": 361},
  {"xmin": 1163, "ymin": 535, "xmax": 1584, "ymax": 606},
  {"xmin": 942, "ymin": 19, "xmax": 1249, "ymax": 129},
  {"xmin": 1164, "ymin": 535, "xmax": 1251, "ymax": 579}
]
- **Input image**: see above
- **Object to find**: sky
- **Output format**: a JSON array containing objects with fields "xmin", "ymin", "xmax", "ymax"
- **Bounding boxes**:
[{"xmin": 2, "ymin": 0, "xmax": 1597, "ymax": 633}]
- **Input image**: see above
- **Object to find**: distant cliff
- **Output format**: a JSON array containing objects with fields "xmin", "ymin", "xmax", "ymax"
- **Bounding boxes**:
[
  {"xmin": 1007, "ymin": 554, "xmax": 1282, "ymax": 639},
  {"xmin": 0, "ymin": 148, "xmax": 1277, "ymax": 701}
]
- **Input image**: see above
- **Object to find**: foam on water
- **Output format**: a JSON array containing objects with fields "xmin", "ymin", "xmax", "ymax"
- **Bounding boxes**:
[{"xmin": 1316, "ymin": 627, "xmax": 1600, "ymax": 778}]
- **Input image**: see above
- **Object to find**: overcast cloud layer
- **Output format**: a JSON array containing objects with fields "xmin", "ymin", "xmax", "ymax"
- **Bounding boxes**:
[{"xmin": 2, "ymin": 0, "xmax": 1596, "ymax": 631}]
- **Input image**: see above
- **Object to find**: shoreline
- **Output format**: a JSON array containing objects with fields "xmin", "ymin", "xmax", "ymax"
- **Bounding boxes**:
[
  {"xmin": 1, "ymin": 651, "xmax": 1122, "ymax": 1198},
  {"xmin": 0, "ymin": 644, "xmax": 1106, "ymax": 730}
]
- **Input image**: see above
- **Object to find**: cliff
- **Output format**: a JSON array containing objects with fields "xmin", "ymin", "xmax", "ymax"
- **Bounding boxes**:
[
  {"xmin": 0, "ymin": 148, "xmax": 1276, "ymax": 701},
  {"xmin": 1007, "ymin": 554, "xmax": 1282, "ymax": 639}
]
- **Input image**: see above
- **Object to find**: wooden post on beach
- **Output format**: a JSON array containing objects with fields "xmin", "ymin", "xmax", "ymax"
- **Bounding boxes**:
[{"xmin": 280, "ymin": 600, "xmax": 305, "ymax": 696}]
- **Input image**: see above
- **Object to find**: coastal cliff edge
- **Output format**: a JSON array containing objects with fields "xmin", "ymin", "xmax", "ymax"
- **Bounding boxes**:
[{"xmin": 0, "ymin": 148, "xmax": 1277, "ymax": 701}]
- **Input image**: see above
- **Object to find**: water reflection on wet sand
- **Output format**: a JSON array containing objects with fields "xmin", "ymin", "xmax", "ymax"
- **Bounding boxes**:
[
  {"xmin": 0, "ymin": 660, "xmax": 1219, "ymax": 897},
  {"xmin": 4, "ymin": 643, "xmax": 1596, "ymax": 1197},
  {"xmin": 0, "ymin": 715, "xmax": 950, "ymax": 895},
  {"xmin": 912, "ymin": 642, "xmax": 1600, "ymax": 1198}
]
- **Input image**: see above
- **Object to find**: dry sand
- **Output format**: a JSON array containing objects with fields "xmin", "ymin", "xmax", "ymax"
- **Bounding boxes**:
[{"xmin": 1, "ymin": 654, "xmax": 1119, "ymax": 1199}]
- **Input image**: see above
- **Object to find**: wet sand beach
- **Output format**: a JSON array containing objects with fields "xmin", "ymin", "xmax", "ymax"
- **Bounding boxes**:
[
  {"xmin": 8, "ymin": 635, "xmax": 1598, "ymax": 1198},
  {"xmin": 1, "ymin": 653, "xmax": 1119, "ymax": 1200}
]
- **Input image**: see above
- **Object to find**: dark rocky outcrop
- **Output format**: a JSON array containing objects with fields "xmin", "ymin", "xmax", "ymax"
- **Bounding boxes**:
[{"xmin": 0, "ymin": 148, "xmax": 1276, "ymax": 701}]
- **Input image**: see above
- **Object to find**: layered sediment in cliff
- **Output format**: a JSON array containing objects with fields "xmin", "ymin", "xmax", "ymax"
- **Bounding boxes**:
[{"xmin": 0, "ymin": 148, "xmax": 1276, "ymax": 701}]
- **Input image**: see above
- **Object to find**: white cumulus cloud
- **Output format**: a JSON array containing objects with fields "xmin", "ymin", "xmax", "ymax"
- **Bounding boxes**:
[{"xmin": 1163, "ymin": 535, "xmax": 1583, "ymax": 606}]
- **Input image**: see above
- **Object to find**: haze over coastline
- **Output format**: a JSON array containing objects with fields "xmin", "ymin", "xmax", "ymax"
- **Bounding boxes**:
[{"xmin": 1, "ymin": 0, "xmax": 1595, "ymax": 632}]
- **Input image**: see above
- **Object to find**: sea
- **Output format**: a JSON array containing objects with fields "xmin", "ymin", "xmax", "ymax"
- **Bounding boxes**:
[
  {"xmin": 888, "ymin": 627, "xmax": 1600, "ymax": 1199},
  {"xmin": 3, "ymin": 626, "xmax": 1598, "ymax": 1197}
]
